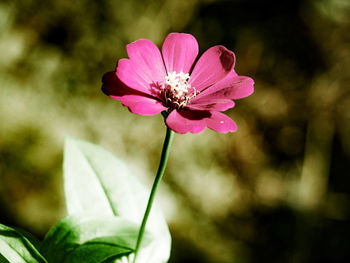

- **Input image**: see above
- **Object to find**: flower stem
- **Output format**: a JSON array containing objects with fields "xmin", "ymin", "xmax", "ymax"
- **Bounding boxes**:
[{"xmin": 133, "ymin": 126, "xmax": 174, "ymax": 263}]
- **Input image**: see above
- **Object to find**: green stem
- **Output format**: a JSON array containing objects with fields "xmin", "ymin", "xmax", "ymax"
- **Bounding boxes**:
[{"xmin": 133, "ymin": 126, "xmax": 174, "ymax": 263}]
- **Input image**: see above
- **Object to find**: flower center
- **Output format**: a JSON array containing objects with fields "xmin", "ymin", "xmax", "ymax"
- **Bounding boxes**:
[{"xmin": 160, "ymin": 71, "xmax": 199, "ymax": 109}]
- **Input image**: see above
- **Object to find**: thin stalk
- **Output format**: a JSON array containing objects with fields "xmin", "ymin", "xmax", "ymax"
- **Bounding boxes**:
[{"xmin": 133, "ymin": 126, "xmax": 174, "ymax": 263}]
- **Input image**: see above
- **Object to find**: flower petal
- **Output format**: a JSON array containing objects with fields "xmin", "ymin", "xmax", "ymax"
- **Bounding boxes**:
[
  {"xmin": 116, "ymin": 39, "xmax": 166, "ymax": 96},
  {"xmin": 166, "ymin": 110, "xmax": 210, "ymax": 134},
  {"xmin": 189, "ymin": 46, "xmax": 235, "ymax": 91},
  {"xmin": 206, "ymin": 112, "xmax": 237, "ymax": 133},
  {"xmin": 120, "ymin": 95, "xmax": 167, "ymax": 116},
  {"xmin": 102, "ymin": 71, "xmax": 150, "ymax": 99},
  {"xmin": 162, "ymin": 33, "xmax": 199, "ymax": 74},
  {"xmin": 188, "ymin": 99, "xmax": 235, "ymax": 111},
  {"xmin": 116, "ymin": 59, "xmax": 154, "ymax": 95},
  {"xmin": 193, "ymin": 72, "xmax": 255, "ymax": 101},
  {"xmin": 126, "ymin": 39, "xmax": 167, "ymax": 84}
]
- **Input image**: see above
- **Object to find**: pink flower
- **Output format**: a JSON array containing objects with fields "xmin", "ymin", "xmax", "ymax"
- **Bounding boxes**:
[{"xmin": 102, "ymin": 33, "xmax": 254, "ymax": 134}]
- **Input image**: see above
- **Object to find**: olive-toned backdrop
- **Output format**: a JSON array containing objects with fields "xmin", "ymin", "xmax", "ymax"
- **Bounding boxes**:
[{"xmin": 0, "ymin": 0, "xmax": 349, "ymax": 262}]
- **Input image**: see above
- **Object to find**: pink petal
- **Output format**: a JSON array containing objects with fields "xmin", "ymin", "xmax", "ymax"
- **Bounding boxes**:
[
  {"xmin": 188, "ymin": 99, "xmax": 235, "ymax": 111},
  {"xmin": 189, "ymin": 46, "xmax": 235, "ymax": 91},
  {"xmin": 102, "ymin": 71, "xmax": 118, "ymax": 84},
  {"xmin": 126, "ymin": 39, "xmax": 167, "ymax": 84},
  {"xmin": 162, "ymin": 33, "xmax": 199, "ymax": 74},
  {"xmin": 166, "ymin": 110, "xmax": 210, "ymax": 134},
  {"xmin": 206, "ymin": 112, "xmax": 237, "ymax": 133},
  {"xmin": 102, "ymin": 71, "xmax": 150, "ymax": 99},
  {"xmin": 120, "ymin": 95, "xmax": 167, "ymax": 116},
  {"xmin": 116, "ymin": 39, "xmax": 166, "ymax": 95},
  {"xmin": 193, "ymin": 72, "xmax": 254, "ymax": 101},
  {"xmin": 116, "ymin": 59, "xmax": 155, "ymax": 95}
]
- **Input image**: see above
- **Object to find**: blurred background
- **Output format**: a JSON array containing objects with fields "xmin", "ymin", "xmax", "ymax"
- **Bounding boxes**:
[{"xmin": 1, "ymin": 0, "xmax": 350, "ymax": 262}]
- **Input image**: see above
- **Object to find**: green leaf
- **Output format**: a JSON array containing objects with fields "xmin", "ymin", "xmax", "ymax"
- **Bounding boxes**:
[
  {"xmin": 63, "ymin": 138, "xmax": 171, "ymax": 263},
  {"xmin": 0, "ymin": 223, "xmax": 47, "ymax": 263},
  {"xmin": 40, "ymin": 215, "xmax": 150, "ymax": 263}
]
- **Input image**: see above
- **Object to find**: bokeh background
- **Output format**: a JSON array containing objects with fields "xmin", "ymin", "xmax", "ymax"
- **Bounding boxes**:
[{"xmin": 1, "ymin": 0, "xmax": 350, "ymax": 262}]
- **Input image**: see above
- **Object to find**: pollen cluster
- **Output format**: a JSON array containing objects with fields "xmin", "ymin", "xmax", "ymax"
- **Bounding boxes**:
[{"xmin": 160, "ymin": 71, "xmax": 199, "ymax": 109}]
